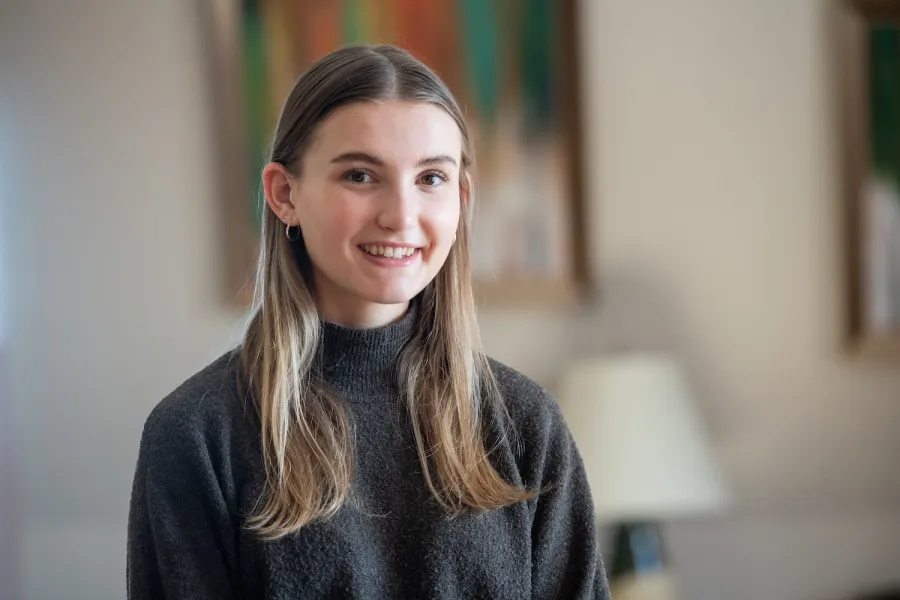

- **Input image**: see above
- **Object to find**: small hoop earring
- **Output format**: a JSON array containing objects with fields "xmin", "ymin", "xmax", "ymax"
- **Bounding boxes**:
[{"xmin": 286, "ymin": 224, "xmax": 301, "ymax": 242}]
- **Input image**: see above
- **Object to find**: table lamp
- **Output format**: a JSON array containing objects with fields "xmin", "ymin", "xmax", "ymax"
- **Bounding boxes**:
[{"xmin": 558, "ymin": 354, "xmax": 727, "ymax": 600}]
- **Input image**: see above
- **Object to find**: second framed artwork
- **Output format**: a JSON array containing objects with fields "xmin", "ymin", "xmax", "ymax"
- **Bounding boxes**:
[
  {"xmin": 202, "ymin": 0, "xmax": 590, "ymax": 308},
  {"xmin": 839, "ymin": 0, "xmax": 900, "ymax": 354}
]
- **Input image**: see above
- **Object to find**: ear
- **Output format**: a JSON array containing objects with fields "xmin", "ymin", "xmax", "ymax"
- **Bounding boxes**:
[
  {"xmin": 460, "ymin": 171, "xmax": 473, "ymax": 207},
  {"xmin": 262, "ymin": 162, "xmax": 299, "ymax": 225}
]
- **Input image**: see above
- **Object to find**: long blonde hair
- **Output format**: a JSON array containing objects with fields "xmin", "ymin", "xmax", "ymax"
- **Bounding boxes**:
[{"xmin": 240, "ymin": 44, "xmax": 535, "ymax": 540}]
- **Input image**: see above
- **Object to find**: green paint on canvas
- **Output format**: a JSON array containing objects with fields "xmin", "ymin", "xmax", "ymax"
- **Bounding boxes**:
[
  {"xmin": 519, "ymin": 0, "xmax": 556, "ymax": 135},
  {"xmin": 242, "ymin": 0, "xmax": 270, "ymax": 228},
  {"xmin": 870, "ymin": 25, "xmax": 900, "ymax": 199},
  {"xmin": 459, "ymin": 0, "xmax": 499, "ymax": 125},
  {"xmin": 343, "ymin": 0, "xmax": 363, "ymax": 44}
]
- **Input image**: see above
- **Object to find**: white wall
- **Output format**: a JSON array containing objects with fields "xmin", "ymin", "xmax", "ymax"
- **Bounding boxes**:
[
  {"xmin": 2, "ymin": 1, "xmax": 900, "ymax": 599},
  {"xmin": 1, "ymin": 2, "xmax": 246, "ymax": 598}
]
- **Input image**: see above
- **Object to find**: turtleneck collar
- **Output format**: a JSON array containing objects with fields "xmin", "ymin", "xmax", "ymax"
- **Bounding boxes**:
[{"xmin": 318, "ymin": 301, "xmax": 419, "ymax": 390}]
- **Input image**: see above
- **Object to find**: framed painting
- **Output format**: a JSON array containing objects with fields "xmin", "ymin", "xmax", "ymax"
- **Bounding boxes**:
[
  {"xmin": 839, "ymin": 0, "xmax": 900, "ymax": 354},
  {"xmin": 201, "ymin": 0, "xmax": 589, "ymax": 308}
]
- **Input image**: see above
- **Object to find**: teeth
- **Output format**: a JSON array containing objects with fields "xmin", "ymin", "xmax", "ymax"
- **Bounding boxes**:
[{"xmin": 361, "ymin": 245, "xmax": 417, "ymax": 258}]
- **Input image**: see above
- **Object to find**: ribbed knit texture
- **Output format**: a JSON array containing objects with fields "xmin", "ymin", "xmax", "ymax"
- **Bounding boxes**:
[{"xmin": 127, "ymin": 308, "xmax": 610, "ymax": 599}]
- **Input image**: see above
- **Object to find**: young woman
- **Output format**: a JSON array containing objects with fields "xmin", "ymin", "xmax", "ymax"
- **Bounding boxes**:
[{"xmin": 127, "ymin": 44, "xmax": 609, "ymax": 599}]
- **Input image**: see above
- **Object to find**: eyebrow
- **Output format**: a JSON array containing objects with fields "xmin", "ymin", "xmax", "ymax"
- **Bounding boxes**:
[{"xmin": 330, "ymin": 151, "xmax": 458, "ymax": 168}]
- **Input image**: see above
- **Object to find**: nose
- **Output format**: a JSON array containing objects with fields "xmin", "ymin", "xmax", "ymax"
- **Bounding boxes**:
[{"xmin": 376, "ymin": 182, "xmax": 418, "ymax": 233}]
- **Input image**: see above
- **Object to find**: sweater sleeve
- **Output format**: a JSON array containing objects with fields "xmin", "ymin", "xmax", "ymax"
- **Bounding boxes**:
[
  {"xmin": 127, "ymin": 400, "xmax": 240, "ymax": 599},
  {"xmin": 530, "ymin": 393, "xmax": 611, "ymax": 600}
]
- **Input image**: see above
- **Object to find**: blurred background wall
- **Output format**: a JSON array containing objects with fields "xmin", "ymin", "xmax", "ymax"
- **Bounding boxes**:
[{"xmin": 2, "ymin": 0, "xmax": 900, "ymax": 599}]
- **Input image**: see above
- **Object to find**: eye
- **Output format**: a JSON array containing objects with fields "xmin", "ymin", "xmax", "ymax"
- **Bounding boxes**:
[
  {"xmin": 419, "ymin": 171, "xmax": 449, "ymax": 188},
  {"xmin": 342, "ymin": 169, "xmax": 375, "ymax": 184}
]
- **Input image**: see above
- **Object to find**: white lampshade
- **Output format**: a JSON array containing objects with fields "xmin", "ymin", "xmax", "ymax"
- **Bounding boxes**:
[{"xmin": 558, "ymin": 354, "xmax": 727, "ymax": 523}]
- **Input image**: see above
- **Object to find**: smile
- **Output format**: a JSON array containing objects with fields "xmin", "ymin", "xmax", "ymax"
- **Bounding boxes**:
[{"xmin": 359, "ymin": 244, "xmax": 420, "ymax": 259}]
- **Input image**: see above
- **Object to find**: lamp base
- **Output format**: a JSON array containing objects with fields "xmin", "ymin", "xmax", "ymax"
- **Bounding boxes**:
[
  {"xmin": 611, "ymin": 571, "xmax": 678, "ymax": 600},
  {"xmin": 608, "ymin": 521, "xmax": 677, "ymax": 600}
]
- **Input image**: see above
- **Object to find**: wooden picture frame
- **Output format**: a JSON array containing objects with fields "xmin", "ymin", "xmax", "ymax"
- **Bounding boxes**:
[
  {"xmin": 838, "ymin": 0, "xmax": 900, "ymax": 354},
  {"xmin": 200, "ymin": 1, "xmax": 590, "ymax": 309}
]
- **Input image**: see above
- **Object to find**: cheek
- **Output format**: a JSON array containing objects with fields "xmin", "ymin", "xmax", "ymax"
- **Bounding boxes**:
[
  {"xmin": 299, "ymin": 190, "xmax": 367, "ymax": 249},
  {"xmin": 424, "ymin": 197, "xmax": 461, "ymax": 244}
]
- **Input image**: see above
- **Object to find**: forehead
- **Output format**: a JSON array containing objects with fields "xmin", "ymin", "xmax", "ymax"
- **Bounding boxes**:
[{"xmin": 308, "ymin": 100, "xmax": 462, "ymax": 163}]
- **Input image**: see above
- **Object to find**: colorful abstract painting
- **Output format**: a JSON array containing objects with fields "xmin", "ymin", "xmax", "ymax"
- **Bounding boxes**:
[{"xmin": 221, "ymin": 0, "xmax": 585, "ymax": 305}]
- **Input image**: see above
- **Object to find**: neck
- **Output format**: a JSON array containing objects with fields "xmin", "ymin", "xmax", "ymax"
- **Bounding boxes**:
[
  {"xmin": 318, "ymin": 300, "xmax": 419, "ymax": 391},
  {"xmin": 320, "ymin": 302, "xmax": 410, "ymax": 329},
  {"xmin": 313, "ymin": 284, "xmax": 409, "ymax": 329}
]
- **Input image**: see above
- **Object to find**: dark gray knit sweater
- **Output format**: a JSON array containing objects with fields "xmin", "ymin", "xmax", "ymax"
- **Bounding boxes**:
[{"xmin": 127, "ymin": 308, "xmax": 610, "ymax": 599}]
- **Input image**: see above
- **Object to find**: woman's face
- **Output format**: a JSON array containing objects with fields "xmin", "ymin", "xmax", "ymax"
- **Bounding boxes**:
[{"xmin": 279, "ymin": 100, "xmax": 463, "ymax": 326}]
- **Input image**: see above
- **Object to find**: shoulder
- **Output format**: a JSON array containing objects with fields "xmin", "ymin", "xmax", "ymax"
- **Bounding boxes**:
[
  {"xmin": 139, "ymin": 349, "xmax": 249, "ymax": 458},
  {"xmin": 487, "ymin": 357, "xmax": 563, "ymax": 435},
  {"xmin": 131, "ymin": 350, "xmax": 252, "ymax": 520},
  {"xmin": 485, "ymin": 357, "xmax": 581, "ymax": 489}
]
